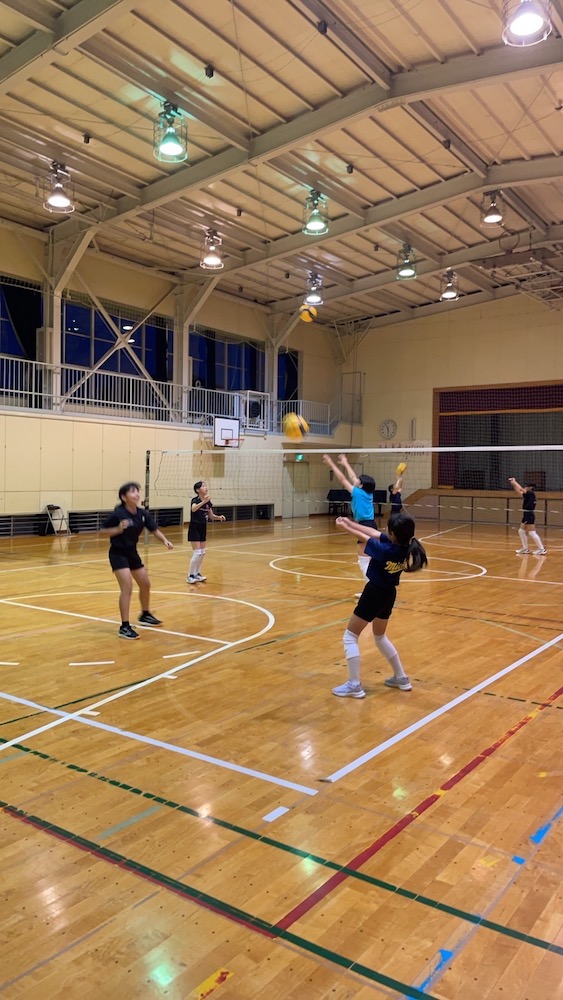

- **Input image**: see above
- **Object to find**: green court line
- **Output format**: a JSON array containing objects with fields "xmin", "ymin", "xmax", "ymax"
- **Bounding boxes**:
[
  {"xmin": 2, "ymin": 737, "xmax": 561, "ymax": 957},
  {"xmin": 0, "ymin": 797, "xmax": 438, "ymax": 1000}
]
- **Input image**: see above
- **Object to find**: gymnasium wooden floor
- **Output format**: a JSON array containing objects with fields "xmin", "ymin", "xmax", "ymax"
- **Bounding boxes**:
[{"xmin": 0, "ymin": 517, "xmax": 562, "ymax": 1000}]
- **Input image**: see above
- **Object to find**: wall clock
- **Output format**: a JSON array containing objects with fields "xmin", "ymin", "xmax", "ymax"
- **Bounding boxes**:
[{"xmin": 379, "ymin": 418, "xmax": 398, "ymax": 439}]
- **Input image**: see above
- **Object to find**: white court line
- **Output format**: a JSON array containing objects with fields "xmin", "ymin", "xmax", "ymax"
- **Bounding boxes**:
[
  {"xmin": 0, "ymin": 662, "xmax": 19, "ymax": 666},
  {"xmin": 0, "ymin": 593, "xmax": 316, "ymax": 796},
  {"xmin": 420, "ymin": 524, "xmax": 470, "ymax": 541},
  {"xmin": 162, "ymin": 651, "xmax": 201, "ymax": 659},
  {"xmin": 0, "ymin": 689, "xmax": 316, "ymax": 796},
  {"xmin": 69, "ymin": 661, "xmax": 115, "ymax": 666},
  {"xmin": 484, "ymin": 574, "xmax": 563, "ymax": 588},
  {"xmin": 270, "ymin": 554, "xmax": 487, "ymax": 583},
  {"xmin": 263, "ymin": 806, "xmax": 290, "ymax": 822},
  {"xmin": 324, "ymin": 630, "xmax": 563, "ymax": 783},
  {"xmin": 0, "ymin": 598, "xmax": 229, "ymax": 646}
]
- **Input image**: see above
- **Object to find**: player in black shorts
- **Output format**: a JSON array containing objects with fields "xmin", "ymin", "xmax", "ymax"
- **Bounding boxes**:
[
  {"xmin": 102, "ymin": 482, "xmax": 174, "ymax": 639},
  {"xmin": 388, "ymin": 471, "xmax": 404, "ymax": 514},
  {"xmin": 332, "ymin": 511, "xmax": 427, "ymax": 698},
  {"xmin": 508, "ymin": 477, "xmax": 546, "ymax": 556},
  {"xmin": 187, "ymin": 480, "xmax": 226, "ymax": 584}
]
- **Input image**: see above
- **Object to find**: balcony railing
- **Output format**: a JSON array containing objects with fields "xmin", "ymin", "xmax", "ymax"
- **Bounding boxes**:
[{"xmin": 0, "ymin": 356, "xmax": 336, "ymax": 435}]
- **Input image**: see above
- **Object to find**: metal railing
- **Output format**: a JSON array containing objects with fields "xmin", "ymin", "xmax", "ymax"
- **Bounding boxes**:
[{"xmin": 0, "ymin": 356, "xmax": 336, "ymax": 435}]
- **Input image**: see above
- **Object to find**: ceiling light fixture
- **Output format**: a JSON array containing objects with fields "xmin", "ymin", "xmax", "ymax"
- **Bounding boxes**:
[
  {"xmin": 200, "ymin": 229, "xmax": 224, "ymax": 269},
  {"xmin": 153, "ymin": 102, "xmax": 188, "ymax": 163},
  {"xmin": 304, "ymin": 272, "xmax": 323, "ymax": 305},
  {"xmin": 481, "ymin": 191, "xmax": 504, "ymax": 225},
  {"xmin": 440, "ymin": 269, "xmax": 459, "ymax": 301},
  {"xmin": 502, "ymin": 0, "xmax": 552, "ymax": 46},
  {"xmin": 396, "ymin": 244, "xmax": 417, "ymax": 280},
  {"xmin": 302, "ymin": 189, "xmax": 329, "ymax": 235},
  {"xmin": 43, "ymin": 162, "xmax": 74, "ymax": 214}
]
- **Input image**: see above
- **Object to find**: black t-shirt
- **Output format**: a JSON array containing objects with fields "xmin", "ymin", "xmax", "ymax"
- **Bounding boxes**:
[
  {"xmin": 190, "ymin": 497, "xmax": 214, "ymax": 524},
  {"xmin": 523, "ymin": 491, "xmax": 536, "ymax": 512},
  {"xmin": 103, "ymin": 504, "xmax": 157, "ymax": 552}
]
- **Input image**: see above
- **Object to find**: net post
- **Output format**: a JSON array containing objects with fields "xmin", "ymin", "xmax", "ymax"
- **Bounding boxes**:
[{"xmin": 145, "ymin": 449, "xmax": 151, "ymax": 508}]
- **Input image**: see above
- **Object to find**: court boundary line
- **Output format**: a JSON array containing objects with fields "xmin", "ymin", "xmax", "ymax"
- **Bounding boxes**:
[
  {"xmin": 276, "ymin": 684, "xmax": 563, "ymax": 932},
  {"xmin": 0, "ymin": 798, "xmax": 441, "ymax": 1000},
  {"xmin": 0, "ymin": 689, "xmax": 317, "ymax": 796},
  {"xmin": 324, "ymin": 630, "xmax": 563, "ymax": 783},
  {"xmin": 3, "ymin": 734, "xmax": 560, "ymax": 957}
]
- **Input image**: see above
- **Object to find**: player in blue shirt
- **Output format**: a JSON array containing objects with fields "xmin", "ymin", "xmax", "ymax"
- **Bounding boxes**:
[
  {"xmin": 323, "ymin": 453, "xmax": 376, "ymax": 584},
  {"xmin": 332, "ymin": 511, "xmax": 427, "ymax": 697}
]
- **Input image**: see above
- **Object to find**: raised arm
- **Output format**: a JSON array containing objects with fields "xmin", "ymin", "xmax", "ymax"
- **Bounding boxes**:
[
  {"xmin": 392, "ymin": 473, "xmax": 404, "ymax": 493},
  {"xmin": 508, "ymin": 477, "xmax": 524, "ymax": 496},
  {"xmin": 323, "ymin": 453, "xmax": 354, "ymax": 493},
  {"xmin": 335, "ymin": 516, "xmax": 381, "ymax": 541},
  {"xmin": 337, "ymin": 453, "xmax": 361, "ymax": 488}
]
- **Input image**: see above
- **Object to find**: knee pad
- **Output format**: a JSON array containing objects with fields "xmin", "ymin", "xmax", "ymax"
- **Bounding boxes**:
[{"xmin": 343, "ymin": 628, "xmax": 360, "ymax": 660}]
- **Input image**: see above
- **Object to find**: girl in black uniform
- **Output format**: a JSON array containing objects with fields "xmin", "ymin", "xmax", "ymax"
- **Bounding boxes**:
[
  {"xmin": 509, "ymin": 477, "xmax": 546, "ymax": 555},
  {"xmin": 332, "ymin": 511, "xmax": 427, "ymax": 698},
  {"xmin": 388, "ymin": 471, "xmax": 404, "ymax": 514},
  {"xmin": 102, "ymin": 482, "xmax": 174, "ymax": 639},
  {"xmin": 187, "ymin": 480, "xmax": 226, "ymax": 584}
]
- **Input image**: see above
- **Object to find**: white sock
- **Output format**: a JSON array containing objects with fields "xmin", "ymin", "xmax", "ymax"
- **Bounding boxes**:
[
  {"xmin": 358, "ymin": 555, "xmax": 370, "ymax": 581},
  {"xmin": 189, "ymin": 553, "xmax": 199, "ymax": 577},
  {"xmin": 518, "ymin": 528, "xmax": 528, "ymax": 550},
  {"xmin": 343, "ymin": 628, "xmax": 361, "ymax": 684},
  {"xmin": 528, "ymin": 530, "xmax": 543, "ymax": 551},
  {"xmin": 375, "ymin": 634, "xmax": 407, "ymax": 680},
  {"xmin": 195, "ymin": 549, "xmax": 206, "ymax": 574}
]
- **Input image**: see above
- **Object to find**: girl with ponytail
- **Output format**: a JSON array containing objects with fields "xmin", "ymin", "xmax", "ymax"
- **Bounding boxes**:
[{"xmin": 332, "ymin": 512, "xmax": 427, "ymax": 698}]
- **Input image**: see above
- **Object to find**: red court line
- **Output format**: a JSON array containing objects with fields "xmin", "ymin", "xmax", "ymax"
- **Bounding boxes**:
[{"xmin": 275, "ymin": 684, "xmax": 563, "ymax": 931}]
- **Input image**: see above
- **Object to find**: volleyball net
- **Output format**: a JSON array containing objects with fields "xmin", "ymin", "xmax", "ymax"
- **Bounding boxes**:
[{"xmin": 147, "ymin": 444, "xmax": 563, "ymax": 527}]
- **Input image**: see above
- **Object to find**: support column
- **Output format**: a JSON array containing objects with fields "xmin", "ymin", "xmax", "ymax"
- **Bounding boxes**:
[
  {"xmin": 40, "ymin": 222, "xmax": 95, "ymax": 410},
  {"xmin": 173, "ymin": 282, "xmax": 192, "ymax": 422}
]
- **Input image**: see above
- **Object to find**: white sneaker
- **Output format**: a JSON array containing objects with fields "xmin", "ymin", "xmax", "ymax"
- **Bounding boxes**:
[
  {"xmin": 515, "ymin": 549, "xmax": 530, "ymax": 555},
  {"xmin": 332, "ymin": 680, "xmax": 365, "ymax": 698},
  {"xmin": 187, "ymin": 575, "xmax": 197, "ymax": 584},
  {"xmin": 195, "ymin": 572, "xmax": 207, "ymax": 581},
  {"xmin": 533, "ymin": 549, "xmax": 547, "ymax": 556},
  {"xmin": 384, "ymin": 676, "xmax": 412, "ymax": 691}
]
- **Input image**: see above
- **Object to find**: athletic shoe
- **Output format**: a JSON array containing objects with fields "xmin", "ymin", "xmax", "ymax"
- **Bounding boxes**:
[
  {"xmin": 195, "ymin": 573, "xmax": 207, "ymax": 582},
  {"xmin": 118, "ymin": 623, "xmax": 140, "ymax": 640},
  {"xmin": 138, "ymin": 612, "xmax": 162, "ymax": 626},
  {"xmin": 187, "ymin": 575, "xmax": 197, "ymax": 584},
  {"xmin": 354, "ymin": 592, "xmax": 363, "ymax": 598},
  {"xmin": 515, "ymin": 549, "xmax": 530, "ymax": 555},
  {"xmin": 384, "ymin": 675, "xmax": 412, "ymax": 691},
  {"xmin": 332, "ymin": 680, "xmax": 365, "ymax": 698},
  {"xmin": 533, "ymin": 548, "xmax": 547, "ymax": 555}
]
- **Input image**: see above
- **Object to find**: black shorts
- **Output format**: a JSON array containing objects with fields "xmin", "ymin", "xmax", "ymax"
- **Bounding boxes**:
[
  {"xmin": 188, "ymin": 522, "xmax": 207, "ymax": 543},
  {"xmin": 522, "ymin": 513, "xmax": 535, "ymax": 525},
  {"xmin": 356, "ymin": 518, "xmax": 376, "ymax": 545},
  {"xmin": 109, "ymin": 549, "xmax": 144, "ymax": 572},
  {"xmin": 354, "ymin": 582, "xmax": 397, "ymax": 622}
]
